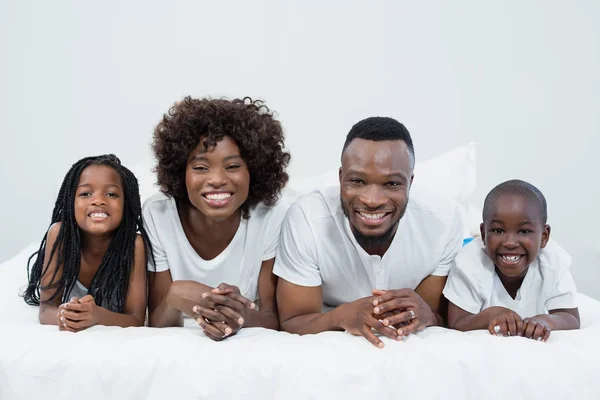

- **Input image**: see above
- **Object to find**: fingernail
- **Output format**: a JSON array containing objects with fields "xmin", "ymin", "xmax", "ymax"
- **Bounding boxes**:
[
  {"xmin": 60, "ymin": 310, "xmax": 65, "ymax": 315},
  {"xmin": 192, "ymin": 306, "xmax": 200, "ymax": 313},
  {"xmin": 202, "ymin": 293, "xmax": 208, "ymax": 299},
  {"xmin": 196, "ymin": 318, "xmax": 203, "ymax": 325},
  {"xmin": 225, "ymin": 327, "xmax": 232, "ymax": 335},
  {"xmin": 377, "ymin": 342, "xmax": 384, "ymax": 349},
  {"xmin": 397, "ymin": 329, "xmax": 403, "ymax": 336},
  {"xmin": 374, "ymin": 307, "xmax": 380, "ymax": 314},
  {"xmin": 250, "ymin": 303, "xmax": 256, "ymax": 309},
  {"xmin": 372, "ymin": 300, "xmax": 378, "ymax": 306},
  {"xmin": 382, "ymin": 319, "xmax": 389, "ymax": 326},
  {"xmin": 238, "ymin": 318, "xmax": 244, "ymax": 325}
]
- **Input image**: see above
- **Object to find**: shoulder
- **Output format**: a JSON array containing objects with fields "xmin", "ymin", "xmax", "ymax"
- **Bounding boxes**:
[
  {"xmin": 537, "ymin": 239, "xmax": 572, "ymax": 274},
  {"xmin": 142, "ymin": 192, "xmax": 175, "ymax": 214},
  {"xmin": 47, "ymin": 221, "xmax": 62, "ymax": 241}
]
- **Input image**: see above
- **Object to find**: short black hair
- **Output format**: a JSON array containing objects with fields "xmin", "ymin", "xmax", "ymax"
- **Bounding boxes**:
[
  {"xmin": 482, "ymin": 179, "xmax": 548, "ymax": 224},
  {"xmin": 341, "ymin": 117, "xmax": 415, "ymax": 167}
]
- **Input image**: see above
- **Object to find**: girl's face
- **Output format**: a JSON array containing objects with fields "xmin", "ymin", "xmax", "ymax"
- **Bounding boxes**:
[
  {"xmin": 74, "ymin": 164, "xmax": 124, "ymax": 237},
  {"xmin": 185, "ymin": 136, "xmax": 250, "ymax": 221}
]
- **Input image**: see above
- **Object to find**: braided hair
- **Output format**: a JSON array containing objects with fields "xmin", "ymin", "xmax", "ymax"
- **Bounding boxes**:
[{"xmin": 23, "ymin": 154, "xmax": 152, "ymax": 313}]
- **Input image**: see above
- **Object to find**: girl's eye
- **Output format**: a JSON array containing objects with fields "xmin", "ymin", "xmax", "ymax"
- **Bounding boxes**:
[
  {"xmin": 106, "ymin": 192, "xmax": 119, "ymax": 198},
  {"xmin": 78, "ymin": 192, "xmax": 91, "ymax": 197}
]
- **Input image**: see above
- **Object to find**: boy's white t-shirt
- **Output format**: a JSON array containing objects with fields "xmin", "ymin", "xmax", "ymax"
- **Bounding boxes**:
[
  {"xmin": 273, "ymin": 185, "xmax": 464, "ymax": 308},
  {"xmin": 443, "ymin": 237, "xmax": 578, "ymax": 318},
  {"xmin": 142, "ymin": 192, "xmax": 292, "ymax": 302}
]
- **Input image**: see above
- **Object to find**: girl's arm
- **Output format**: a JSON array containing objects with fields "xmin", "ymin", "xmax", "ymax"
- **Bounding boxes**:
[
  {"xmin": 39, "ymin": 223, "xmax": 65, "ymax": 326},
  {"xmin": 61, "ymin": 236, "xmax": 147, "ymax": 329}
]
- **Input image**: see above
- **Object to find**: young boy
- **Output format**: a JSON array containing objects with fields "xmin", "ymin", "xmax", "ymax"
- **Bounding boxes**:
[{"xmin": 443, "ymin": 179, "xmax": 580, "ymax": 341}]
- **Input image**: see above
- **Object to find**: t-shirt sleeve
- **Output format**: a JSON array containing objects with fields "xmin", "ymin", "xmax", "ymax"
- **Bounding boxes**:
[
  {"xmin": 442, "ymin": 244, "xmax": 485, "ymax": 315},
  {"xmin": 546, "ymin": 270, "xmax": 578, "ymax": 311},
  {"xmin": 432, "ymin": 205, "xmax": 464, "ymax": 276},
  {"xmin": 272, "ymin": 202, "xmax": 322, "ymax": 287},
  {"xmin": 142, "ymin": 200, "xmax": 169, "ymax": 273},
  {"xmin": 262, "ymin": 199, "xmax": 291, "ymax": 261}
]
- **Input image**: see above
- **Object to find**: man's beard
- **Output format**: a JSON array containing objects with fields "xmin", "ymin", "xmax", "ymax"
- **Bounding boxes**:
[{"xmin": 341, "ymin": 198, "xmax": 408, "ymax": 251}]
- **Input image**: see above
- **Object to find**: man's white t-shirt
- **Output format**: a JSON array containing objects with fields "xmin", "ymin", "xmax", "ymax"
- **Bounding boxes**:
[
  {"xmin": 143, "ymin": 192, "xmax": 292, "ymax": 302},
  {"xmin": 273, "ymin": 185, "xmax": 464, "ymax": 308},
  {"xmin": 443, "ymin": 237, "xmax": 578, "ymax": 318}
]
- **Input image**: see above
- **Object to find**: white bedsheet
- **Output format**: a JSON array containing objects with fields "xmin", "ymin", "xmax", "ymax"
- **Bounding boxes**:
[{"xmin": 1, "ymin": 243, "xmax": 599, "ymax": 400}]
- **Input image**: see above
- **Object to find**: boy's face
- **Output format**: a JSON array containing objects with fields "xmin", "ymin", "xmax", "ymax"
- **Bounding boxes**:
[{"xmin": 480, "ymin": 194, "xmax": 550, "ymax": 278}]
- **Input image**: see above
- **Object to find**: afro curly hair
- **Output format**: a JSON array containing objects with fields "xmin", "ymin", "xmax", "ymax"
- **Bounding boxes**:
[{"xmin": 152, "ymin": 96, "xmax": 290, "ymax": 218}]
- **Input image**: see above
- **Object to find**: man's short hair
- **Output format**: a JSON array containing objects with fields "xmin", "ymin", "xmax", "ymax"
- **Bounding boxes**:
[
  {"xmin": 482, "ymin": 179, "xmax": 548, "ymax": 224},
  {"xmin": 341, "ymin": 117, "xmax": 415, "ymax": 168}
]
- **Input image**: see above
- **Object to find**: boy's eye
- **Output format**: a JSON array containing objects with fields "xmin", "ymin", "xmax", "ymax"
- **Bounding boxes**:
[
  {"xmin": 519, "ymin": 229, "xmax": 533, "ymax": 234},
  {"xmin": 491, "ymin": 228, "xmax": 504, "ymax": 234}
]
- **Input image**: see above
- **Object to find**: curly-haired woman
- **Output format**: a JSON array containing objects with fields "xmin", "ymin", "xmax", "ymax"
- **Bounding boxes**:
[{"xmin": 144, "ymin": 96, "xmax": 291, "ymax": 340}]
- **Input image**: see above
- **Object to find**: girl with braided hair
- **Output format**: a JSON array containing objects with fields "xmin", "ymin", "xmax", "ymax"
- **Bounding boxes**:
[{"xmin": 23, "ymin": 154, "xmax": 152, "ymax": 331}]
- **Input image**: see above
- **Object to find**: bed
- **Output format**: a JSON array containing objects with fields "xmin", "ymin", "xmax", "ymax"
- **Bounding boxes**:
[
  {"xmin": 1, "ymin": 242, "xmax": 600, "ymax": 399},
  {"xmin": 3, "ymin": 144, "xmax": 599, "ymax": 399}
]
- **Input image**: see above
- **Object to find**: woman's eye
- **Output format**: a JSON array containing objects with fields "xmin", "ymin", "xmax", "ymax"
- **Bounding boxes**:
[
  {"xmin": 226, "ymin": 164, "xmax": 241, "ymax": 170},
  {"xmin": 192, "ymin": 166, "xmax": 208, "ymax": 171}
]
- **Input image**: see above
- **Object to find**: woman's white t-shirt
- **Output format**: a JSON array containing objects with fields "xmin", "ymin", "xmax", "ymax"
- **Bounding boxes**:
[
  {"xmin": 443, "ymin": 237, "xmax": 578, "ymax": 318},
  {"xmin": 142, "ymin": 192, "xmax": 292, "ymax": 302}
]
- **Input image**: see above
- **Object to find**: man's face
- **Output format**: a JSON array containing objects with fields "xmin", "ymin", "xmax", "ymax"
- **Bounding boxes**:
[{"xmin": 339, "ymin": 139, "xmax": 414, "ymax": 253}]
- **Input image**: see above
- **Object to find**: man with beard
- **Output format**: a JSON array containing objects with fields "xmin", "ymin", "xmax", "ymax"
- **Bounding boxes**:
[{"xmin": 273, "ymin": 117, "xmax": 464, "ymax": 348}]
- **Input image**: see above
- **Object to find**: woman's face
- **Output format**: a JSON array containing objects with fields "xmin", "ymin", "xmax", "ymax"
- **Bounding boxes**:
[{"xmin": 185, "ymin": 136, "xmax": 250, "ymax": 220}]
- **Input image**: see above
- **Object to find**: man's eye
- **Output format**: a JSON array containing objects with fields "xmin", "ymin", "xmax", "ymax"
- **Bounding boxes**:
[
  {"xmin": 349, "ymin": 178, "xmax": 364, "ymax": 184},
  {"xmin": 386, "ymin": 182, "xmax": 401, "ymax": 187}
]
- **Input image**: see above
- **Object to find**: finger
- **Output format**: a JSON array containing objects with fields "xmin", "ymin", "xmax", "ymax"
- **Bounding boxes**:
[
  {"xmin": 382, "ymin": 310, "xmax": 415, "ymax": 327},
  {"xmin": 507, "ymin": 315, "xmax": 518, "ymax": 337},
  {"xmin": 488, "ymin": 320, "xmax": 499, "ymax": 335},
  {"xmin": 532, "ymin": 323, "xmax": 545, "ymax": 341},
  {"xmin": 64, "ymin": 302, "xmax": 88, "ymax": 312},
  {"xmin": 372, "ymin": 289, "xmax": 413, "ymax": 306},
  {"xmin": 212, "ymin": 283, "xmax": 239, "ymax": 295},
  {"xmin": 516, "ymin": 317, "xmax": 524, "ymax": 336},
  {"xmin": 542, "ymin": 328, "xmax": 551, "ymax": 342},
  {"xmin": 193, "ymin": 306, "xmax": 228, "ymax": 323},
  {"xmin": 371, "ymin": 289, "xmax": 386, "ymax": 297},
  {"xmin": 360, "ymin": 326, "xmax": 385, "ymax": 349},
  {"xmin": 202, "ymin": 293, "xmax": 245, "ymax": 312},
  {"xmin": 203, "ymin": 328, "xmax": 226, "ymax": 342},
  {"xmin": 69, "ymin": 297, "xmax": 80, "ymax": 303},
  {"xmin": 215, "ymin": 305, "xmax": 245, "ymax": 326},
  {"xmin": 396, "ymin": 317, "xmax": 422, "ymax": 337},
  {"xmin": 197, "ymin": 317, "xmax": 229, "ymax": 338},
  {"xmin": 61, "ymin": 316, "xmax": 88, "ymax": 330},
  {"xmin": 61, "ymin": 310, "xmax": 86, "ymax": 321},
  {"xmin": 78, "ymin": 295, "xmax": 94, "ymax": 303},
  {"xmin": 368, "ymin": 317, "xmax": 400, "ymax": 341},
  {"xmin": 373, "ymin": 299, "xmax": 413, "ymax": 315},
  {"xmin": 224, "ymin": 292, "xmax": 256, "ymax": 309},
  {"xmin": 523, "ymin": 320, "xmax": 536, "ymax": 338},
  {"xmin": 498, "ymin": 318, "xmax": 509, "ymax": 336}
]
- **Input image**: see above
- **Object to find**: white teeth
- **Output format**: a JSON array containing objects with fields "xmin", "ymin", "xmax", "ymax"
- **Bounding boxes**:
[
  {"xmin": 205, "ymin": 193, "xmax": 231, "ymax": 201},
  {"xmin": 359, "ymin": 212, "xmax": 385, "ymax": 220},
  {"xmin": 501, "ymin": 255, "xmax": 521, "ymax": 262},
  {"xmin": 90, "ymin": 213, "xmax": 108, "ymax": 218}
]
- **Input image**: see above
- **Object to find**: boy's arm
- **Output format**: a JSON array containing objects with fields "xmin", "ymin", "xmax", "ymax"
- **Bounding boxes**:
[
  {"xmin": 530, "ymin": 308, "xmax": 580, "ymax": 330},
  {"xmin": 449, "ymin": 302, "xmax": 525, "ymax": 336}
]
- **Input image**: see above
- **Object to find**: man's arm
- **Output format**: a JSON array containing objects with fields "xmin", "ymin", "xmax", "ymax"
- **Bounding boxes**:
[{"xmin": 414, "ymin": 274, "xmax": 447, "ymax": 326}]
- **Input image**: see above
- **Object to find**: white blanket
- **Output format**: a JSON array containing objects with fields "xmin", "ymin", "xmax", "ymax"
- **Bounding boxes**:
[{"xmin": 2, "ymin": 243, "xmax": 599, "ymax": 400}]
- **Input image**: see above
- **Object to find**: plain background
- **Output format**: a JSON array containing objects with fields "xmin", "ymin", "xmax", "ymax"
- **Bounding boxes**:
[{"xmin": 1, "ymin": 1, "xmax": 598, "ymax": 299}]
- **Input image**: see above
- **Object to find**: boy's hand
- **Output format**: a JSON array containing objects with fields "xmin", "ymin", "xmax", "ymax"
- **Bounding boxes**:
[
  {"xmin": 484, "ymin": 306, "xmax": 523, "ymax": 337},
  {"xmin": 522, "ymin": 316, "xmax": 551, "ymax": 342},
  {"xmin": 193, "ymin": 283, "xmax": 255, "ymax": 341},
  {"xmin": 60, "ymin": 295, "xmax": 99, "ymax": 331}
]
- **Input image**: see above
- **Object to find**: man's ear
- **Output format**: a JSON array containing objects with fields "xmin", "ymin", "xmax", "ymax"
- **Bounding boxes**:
[
  {"xmin": 338, "ymin": 167, "xmax": 343, "ymax": 185},
  {"xmin": 480, "ymin": 223, "xmax": 486, "ymax": 243},
  {"xmin": 540, "ymin": 224, "xmax": 551, "ymax": 248}
]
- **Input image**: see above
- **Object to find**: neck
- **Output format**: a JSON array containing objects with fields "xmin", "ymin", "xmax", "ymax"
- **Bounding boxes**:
[
  {"xmin": 495, "ymin": 266, "xmax": 528, "ymax": 298},
  {"xmin": 80, "ymin": 232, "xmax": 113, "ymax": 258},
  {"xmin": 178, "ymin": 201, "xmax": 241, "ymax": 242},
  {"xmin": 353, "ymin": 224, "xmax": 398, "ymax": 258}
]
